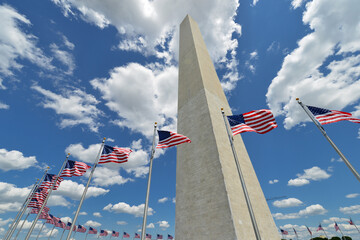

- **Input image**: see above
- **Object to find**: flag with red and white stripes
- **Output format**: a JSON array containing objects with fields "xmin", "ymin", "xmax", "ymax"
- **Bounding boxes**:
[
  {"xmin": 39, "ymin": 174, "xmax": 63, "ymax": 190},
  {"xmin": 60, "ymin": 160, "xmax": 91, "ymax": 177},
  {"xmin": 307, "ymin": 105, "xmax": 360, "ymax": 125},
  {"xmin": 156, "ymin": 130, "xmax": 191, "ymax": 149},
  {"xmin": 227, "ymin": 109, "xmax": 277, "ymax": 135},
  {"xmin": 98, "ymin": 145, "xmax": 132, "ymax": 164}
]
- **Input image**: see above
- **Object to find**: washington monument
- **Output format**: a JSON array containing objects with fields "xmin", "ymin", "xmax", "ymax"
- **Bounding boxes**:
[{"xmin": 175, "ymin": 15, "xmax": 279, "ymax": 239}]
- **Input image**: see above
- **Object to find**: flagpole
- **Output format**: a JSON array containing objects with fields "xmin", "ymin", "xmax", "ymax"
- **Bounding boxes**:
[
  {"xmin": 60, "ymin": 228, "xmax": 66, "ymax": 240},
  {"xmin": 320, "ymin": 223, "xmax": 328, "ymax": 239},
  {"xmin": 336, "ymin": 222, "xmax": 345, "ymax": 238},
  {"xmin": 66, "ymin": 138, "xmax": 106, "ymax": 240},
  {"xmin": 353, "ymin": 223, "xmax": 360, "ymax": 234},
  {"xmin": 141, "ymin": 123, "xmax": 157, "ymax": 240},
  {"xmin": 48, "ymin": 225, "xmax": 56, "ymax": 240},
  {"xmin": 7, "ymin": 168, "xmax": 49, "ymax": 240},
  {"xmin": 85, "ymin": 231, "xmax": 89, "ymax": 240},
  {"xmin": 14, "ymin": 210, "xmax": 31, "ymax": 240},
  {"xmin": 296, "ymin": 98, "xmax": 360, "ymax": 182},
  {"xmin": 36, "ymin": 221, "xmax": 46, "ymax": 240},
  {"xmin": 4, "ymin": 178, "xmax": 40, "ymax": 240},
  {"xmin": 25, "ymin": 154, "xmax": 70, "ymax": 240},
  {"xmin": 221, "ymin": 109, "xmax": 262, "ymax": 240}
]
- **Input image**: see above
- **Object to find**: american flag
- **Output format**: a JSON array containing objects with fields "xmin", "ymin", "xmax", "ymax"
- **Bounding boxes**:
[
  {"xmin": 307, "ymin": 105, "xmax": 360, "ymax": 125},
  {"xmin": 146, "ymin": 233, "xmax": 152, "ymax": 239},
  {"xmin": 293, "ymin": 228, "xmax": 298, "ymax": 238},
  {"xmin": 98, "ymin": 145, "xmax": 132, "ymax": 164},
  {"xmin": 40, "ymin": 174, "xmax": 63, "ymax": 190},
  {"xmin": 335, "ymin": 222, "xmax": 340, "ymax": 231},
  {"xmin": 123, "ymin": 232, "xmax": 130, "ymax": 238},
  {"xmin": 280, "ymin": 229, "xmax": 288, "ymax": 235},
  {"xmin": 30, "ymin": 206, "xmax": 50, "ymax": 214},
  {"xmin": 46, "ymin": 214, "xmax": 60, "ymax": 225},
  {"xmin": 135, "ymin": 233, "xmax": 140, "ymax": 238},
  {"xmin": 112, "ymin": 231, "xmax": 119, "ymax": 237},
  {"xmin": 77, "ymin": 225, "xmax": 87, "ymax": 233},
  {"xmin": 167, "ymin": 234, "xmax": 173, "ymax": 239},
  {"xmin": 31, "ymin": 188, "xmax": 48, "ymax": 202},
  {"xmin": 227, "ymin": 109, "xmax": 277, "ymax": 135},
  {"xmin": 157, "ymin": 234, "xmax": 163, "ymax": 239},
  {"xmin": 317, "ymin": 224, "xmax": 324, "ymax": 231},
  {"xmin": 306, "ymin": 226, "xmax": 312, "ymax": 236},
  {"xmin": 28, "ymin": 198, "xmax": 43, "ymax": 209},
  {"xmin": 55, "ymin": 220, "xmax": 66, "ymax": 229},
  {"xmin": 100, "ymin": 230, "xmax": 108, "ymax": 236},
  {"xmin": 156, "ymin": 130, "xmax": 191, "ymax": 148},
  {"xmin": 88, "ymin": 227, "xmax": 97, "ymax": 234},
  {"xmin": 60, "ymin": 160, "xmax": 91, "ymax": 177},
  {"xmin": 39, "ymin": 212, "xmax": 52, "ymax": 220},
  {"xmin": 349, "ymin": 218, "xmax": 355, "ymax": 225}
]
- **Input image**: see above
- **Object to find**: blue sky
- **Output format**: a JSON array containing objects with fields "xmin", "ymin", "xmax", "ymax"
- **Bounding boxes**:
[{"xmin": 0, "ymin": 0, "xmax": 360, "ymax": 239}]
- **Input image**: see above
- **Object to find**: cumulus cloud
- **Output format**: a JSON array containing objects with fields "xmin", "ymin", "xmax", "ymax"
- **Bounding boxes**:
[
  {"xmin": 91, "ymin": 63, "xmax": 177, "ymax": 138},
  {"xmin": 0, "ymin": 148, "xmax": 37, "ymax": 171},
  {"xmin": 93, "ymin": 212, "xmax": 102, "ymax": 217},
  {"xmin": 346, "ymin": 193, "xmax": 359, "ymax": 198},
  {"xmin": 266, "ymin": 0, "xmax": 360, "ymax": 133},
  {"xmin": 103, "ymin": 202, "xmax": 154, "ymax": 217},
  {"xmin": 116, "ymin": 221, "xmax": 127, "ymax": 225},
  {"xmin": 158, "ymin": 220, "xmax": 170, "ymax": 229},
  {"xmin": 147, "ymin": 223, "xmax": 155, "ymax": 229},
  {"xmin": 288, "ymin": 166, "xmax": 331, "ymax": 186},
  {"xmin": 0, "ymin": 102, "xmax": 9, "ymax": 109},
  {"xmin": 50, "ymin": 43, "xmax": 75, "ymax": 75},
  {"xmin": 0, "ymin": 4, "xmax": 53, "ymax": 88},
  {"xmin": 269, "ymin": 179, "xmax": 279, "ymax": 184},
  {"xmin": 53, "ymin": 179, "xmax": 109, "ymax": 200},
  {"xmin": 273, "ymin": 204, "xmax": 327, "ymax": 220},
  {"xmin": 158, "ymin": 197, "xmax": 168, "ymax": 203},
  {"xmin": 339, "ymin": 205, "xmax": 360, "ymax": 214},
  {"xmin": 273, "ymin": 198, "xmax": 303, "ymax": 208},
  {"xmin": 84, "ymin": 220, "xmax": 101, "ymax": 227},
  {"xmin": 0, "ymin": 182, "xmax": 31, "ymax": 213},
  {"xmin": 52, "ymin": 0, "xmax": 242, "ymax": 91},
  {"xmin": 32, "ymin": 84, "xmax": 103, "ymax": 132}
]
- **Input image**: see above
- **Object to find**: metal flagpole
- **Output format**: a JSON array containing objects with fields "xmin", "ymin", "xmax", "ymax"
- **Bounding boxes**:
[
  {"xmin": 36, "ymin": 221, "xmax": 46, "ymax": 240},
  {"xmin": 4, "ymin": 178, "xmax": 39, "ymax": 240},
  {"xmin": 353, "ymin": 222, "xmax": 360, "ymax": 234},
  {"xmin": 140, "ymin": 123, "xmax": 157, "ymax": 240},
  {"xmin": 60, "ymin": 228, "xmax": 66, "ymax": 240},
  {"xmin": 336, "ymin": 222, "xmax": 345, "ymax": 238},
  {"xmin": 14, "ymin": 210, "xmax": 31, "ymax": 240},
  {"xmin": 7, "ymin": 167, "xmax": 49, "ymax": 240},
  {"xmin": 85, "ymin": 230, "xmax": 89, "ymax": 240},
  {"xmin": 221, "ymin": 109, "xmax": 262, "ymax": 240},
  {"xmin": 66, "ymin": 138, "xmax": 106, "ymax": 240},
  {"xmin": 322, "ymin": 228, "xmax": 328, "ymax": 239},
  {"xmin": 48, "ymin": 225, "xmax": 56, "ymax": 240},
  {"xmin": 297, "ymin": 98, "xmax": 360, "ymax": 183},
  {"xmin": 25, "ymin": 154, "xmax": 70, "ymax": 240}
]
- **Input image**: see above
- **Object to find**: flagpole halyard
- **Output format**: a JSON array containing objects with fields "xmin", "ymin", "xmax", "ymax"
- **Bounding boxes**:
[
  {"xmin": 221, "ymin": 108, "xmax": 262, "ymax": 240},
  {"xmin": 4, "ymin": 177, "xmax": 40, "ymax": 240},
  {"xmin": 66, "ymin": 138, "xmax": 106, "ymax": 240},
  {"xmin": 141, "ymin": 122, "xmax": 158, "ymax": 240},
  {"xmin": 296, "ymin": 98, "xmax": 360, "ymax": 183},
  {"xmin": 25, "ymin": 154, "xmax": 70, "ymax": 240}
]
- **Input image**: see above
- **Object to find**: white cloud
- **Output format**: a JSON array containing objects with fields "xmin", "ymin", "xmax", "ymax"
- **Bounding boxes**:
[
  {"xmin": 0, "ymin": 182, "xmax": 31, "ymax": 213},
  {"xmin": 60, "ymin": 216, "xmax": 72, "ymax": 223},
  {"xmin": 0, "ymin": 148, "xmax": 37, "ymax": 171},
  {"xmin": 273, "ymin": 204, "xmax": 327, "ymax": 220},
  {"xmin": 288, "ymin": 166, "xmax": 330, "ymax": 186},
  {"xmin": 273, "ymin": 198, "xmax": 303, "ymax": 208},
  {"xmin": 32, "ymin": 84, "xmax": 103, "ymax": 132},
  {"xmin": 50, "ymin": 43, "xmax": 75, "ymax": 75},
  {"xmin": 158, "ymin": 197, "xmax": 168, "ymax": 203},
  {"xmin": 266, "ymin": 0, "xmax": 360, "ymax": 132},
  {"xmin": 90, "ymin": 166, "xmax": 132, "ymax": 187},
  {"xmin": 346, "ymin": 193, "xmax": 359, "ymax": 198},
  {"xmin": 103, "ymin": 202, "xmax": 154, "ymax": 217},
  {"xmin": 252, "ymin": 0, "xmax": 260, "ymax": 6},
  {"xmin": 147, "ymin": 223, "xmax": 155, "ymax": 229},
  {"xmin": 116, "ymin": 221, "xmax": 127, "ymax": 225},
  {"xmin": 339, "ymin": 205, "xmax": 360, "ymax": 214},
  {"xmin": 291, "ymin": 0, "xmax": 306, "ymax": 9},
  {"xmin": 62, "ymin": 35, "xmax": 75, "ymax": 50},
  {"xmin": 269, "ymin": 179, "xmax": 279, "ymax": 184},
  {"xmin": 0, "ymin": 217, "xmax": 12, "ymax": 227},
  {"xmin": 0, "ymin": 4, "xmax": 53, "ymax": 87},
  {"xmin": 91, "ymin": 63, "xmax": 178, "ymax": 138},
  {"xmin": 0, "ymin": 102, "xmax": 9, "ymax": 109},
  {"xmin": 158, "ymin": 220, "xmax": 170, "ymax": 229},
  {"xmin": 52, "ymin": 0, "xmax": 242, "ymax": 91},
  {"xmin": 65, "ymin": 143, "xmax": 101, "ymax": 164},
  {"xmin": 53, "ymin": 179, "xmax": 109, "ymax": 200},
  {"xmin": 84, "ymin": 220, "xmax": 101, "ymax": 227},
  {"xmin": 47, "ymin": 195, "xmax": 70, "ymax": 207},
  {"xmin": 93, "ymin": 212, "xmax": 102, "ymax": 217}
]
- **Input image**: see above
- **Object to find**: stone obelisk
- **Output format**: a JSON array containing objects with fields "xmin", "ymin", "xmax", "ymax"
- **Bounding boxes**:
[{"xmin": 176, "ymin": 15, "xmax": 279, "ymax": 239}]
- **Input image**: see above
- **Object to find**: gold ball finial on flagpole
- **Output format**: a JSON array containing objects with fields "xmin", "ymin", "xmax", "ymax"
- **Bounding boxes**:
[
  {"xmin": 296, "ymin": 98, "xmax": 299, "ymax": 101},
  {"xmin": 67, "ymin": 153, "xmax": 70, "ymax": 156},
  {"xmin": 155, "ymin": 122, "xmax": 157, "ymax": 125},
  {"xmin": 103, "ymin": 137, "xmax": 106, "ymax": 140}
]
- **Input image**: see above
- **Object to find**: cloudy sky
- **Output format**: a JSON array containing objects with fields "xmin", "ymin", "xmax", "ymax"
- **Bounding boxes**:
[{"xmin": 1, "ymin": 0, "xmax": 360, "ymax": 239}]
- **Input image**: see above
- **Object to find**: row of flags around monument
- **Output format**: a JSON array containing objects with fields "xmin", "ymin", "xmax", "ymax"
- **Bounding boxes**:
[
  {"xmin": 280, "ymin": 218, "xmax": 360, "ymax": 239},
  {"xmin": 5, "ymin": 100, "xmax": 360, "ymax": 240}
]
